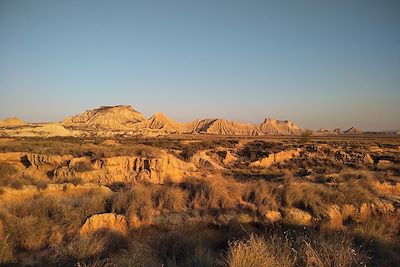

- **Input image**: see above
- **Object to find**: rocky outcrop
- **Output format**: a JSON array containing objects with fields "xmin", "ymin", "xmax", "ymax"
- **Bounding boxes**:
[
  {"xmin": 191, "ymin": 151, "xmax": 224, "ymax": 170},
  {"xmin": 80, "ymin": 213, "xmax": 129, "ymax": 237},
  {"xmin": 55, "ymin": 152, "xmax": 196, "ymax": 184},
  {"xmin": 259, "ymin": 118, "xmax": 302, "ymax": 135},
  {"xmin": 222, "ymin": 150, "xmax": 238, "ymax": 165},
  {"xmin": 0, "ymin": 151, "xmax": 197, "ymax": 185},
  {"xmin": 25, "ymin": 154, "xmax": 73, "ymax": 169},
  {"xmin": 249, "ymin": 149, "xmax": 301, "ymax": 168},
  {"xmin": 304, "ymin": 146, "xmax": 374, "ymax": 165}
]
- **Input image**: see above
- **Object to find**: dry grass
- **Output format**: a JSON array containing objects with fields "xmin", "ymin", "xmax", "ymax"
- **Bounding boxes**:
[
  {"xmin": 303, "ymin": 234, "xmax": 366, "ymax": 267},
  {"xmin": 284, "ymin": 182, "xmax": 339, "ymax": 216},
  {"xmin": 0, "ymin": 162, "xmax": 49, "ymax": 189},
  {"xmin": 0, "ymin": 136, "xmax": 399, "ymax": 266},
  {"xmin": 243, "ymin": 180, "xmax": 279, "ymax": 212},
  {"xmin": 111, "ymin": 184, "xmax": 155, "ymax": 221},
  {"xmin": 183, "ymin": 176, "xmax": 241, "ymax": 210},
  {"xmin": 0, "ymin": 162, "xmax": 18, "ymax": 178},
  {"xmin": 0, "ymin": 137, "xmax": 162, "ymax": 158},
  {"xmin": 0, "ymin": 235, "xmax": 15, "ymax": 264},
  {"xmin": 5, "ymin": 214, "xmax": 50, "ymax": 250},
  {"xmin": 221, "ymin": 233, "xmax": 296, "ymax": 267},
  {"xmin": 284, "ymin": 177, "xmax": 379, "ymax": 217},
  {"xmin": 156, "ymin": 186, "xmax": 188, "ymax": 212},
  {"xmin": 1, "ymin": 190, "xmax": 109, "ymax": 254},
  {"xmin": 355, "ymin": 214, "xmax": 400, "ymax": 245},
  {"xmin": 49, "ymin": 230, "xmax": 126, "ymax": 263},
  {"xmin": 222, "ymin": 229, "xmax": 368, "ymax": 267}
]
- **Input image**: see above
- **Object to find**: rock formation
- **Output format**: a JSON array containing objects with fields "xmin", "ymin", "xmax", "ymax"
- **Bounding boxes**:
[
  {"xmin": 79, "ymin": 213, "xmax": 129, "ymax": 237},
  {"xmin": 62, "ymin": 105, "xmax": 146, "ymax": 129},
  {"xmin": 0, "ymin": 117, "xmax": 26, "ymax": 127},
  {"xmin": 344, "ymin": 127, "xmax": 363, "ymax": 134},
  {"xmin": 0, "ymin": 123, "xmax": 75, "ymax": 137},
  {"xmin": 249, "ymin": 149, "xmax": 301, "ymax": 168},
  {"xmin": 1, "ymin": 105, "xmax": 374, "ymax": 137},
  {"xmin": 333, "ymin": 128, "xmax": 343, "ymax": 134},
  {"xmin": 62, "ymin": 105, "xmax": 304, "ymax": 136}
]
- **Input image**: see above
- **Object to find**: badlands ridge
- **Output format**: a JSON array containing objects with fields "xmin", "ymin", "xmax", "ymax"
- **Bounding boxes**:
[{"xmin": 0, "ymin": 105, "xmax": 362, "ymax": 137}]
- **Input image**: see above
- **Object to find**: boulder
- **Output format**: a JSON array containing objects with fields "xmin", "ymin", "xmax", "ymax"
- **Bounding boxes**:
[
  {"xmin": 363, "ymin": 154, "xmax": 374, "ymax": 164},
  {"xmin": 80, "ymin": 213, "xmax": 129, "ymax": 237}
]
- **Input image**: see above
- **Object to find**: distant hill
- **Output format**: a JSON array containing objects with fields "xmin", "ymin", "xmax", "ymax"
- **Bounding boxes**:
[
  {"xmin": 62, "ymin": 105, "xmax": 146, "ymax": 129},
  {"xmin": 0, "ymin": 117, "xmax": 26, "ymax": 127},
  {"xmin": 343, "ymin": 127, "xmax": 363, "ymax": 134},
  {"xmin": 62, "ymin": 105, "xmax": 303, "ymax": 135},
  {"xmin": 3, "ymin": 105, "xmax": 382, "ymax": 137}
]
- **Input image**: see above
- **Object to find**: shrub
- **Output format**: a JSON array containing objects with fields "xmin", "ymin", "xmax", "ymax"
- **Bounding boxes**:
[
  {"xmin": 299, "ymin": 130, "xmax": 313, "ymax": 144},
  {"xmin": 73, "ymin": 161, "xmax": 93, "ymax": 172},
  {"xmin": 133, "ymin": 145, "xmax": 161, "ymax": 158}
]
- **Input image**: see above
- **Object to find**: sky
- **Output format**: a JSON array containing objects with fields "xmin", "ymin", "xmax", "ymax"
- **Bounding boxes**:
[{"xmin": 0, "ymin": 0, "xmax": 399, "ymax": 131}]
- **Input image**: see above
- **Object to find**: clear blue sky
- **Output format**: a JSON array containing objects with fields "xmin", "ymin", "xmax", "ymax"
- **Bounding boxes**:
[{"xmin": 0, "ymin": 0, "xmax": 399, "ymax": 131}]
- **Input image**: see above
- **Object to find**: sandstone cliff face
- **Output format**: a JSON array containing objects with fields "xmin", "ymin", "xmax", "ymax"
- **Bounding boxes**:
[
  {"xmin": 8, "ymin": 151, "xmax": 196, "ymax": 185},
  {"xmin": 259, "ymin": 118, "xmax": 302, "ymax": 135},
  {"xmin": 0, "ymin": 149, "xmax": 197, "ymax": 185},
  {"xmin": 25, "ymin": 154, "xmax": 73, "ymax": 169}
]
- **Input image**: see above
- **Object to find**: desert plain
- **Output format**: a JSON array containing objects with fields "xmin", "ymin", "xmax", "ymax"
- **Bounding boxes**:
[{"xmin": 0, "ymin": 105, "xmax": 399, "ymax": 266}]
